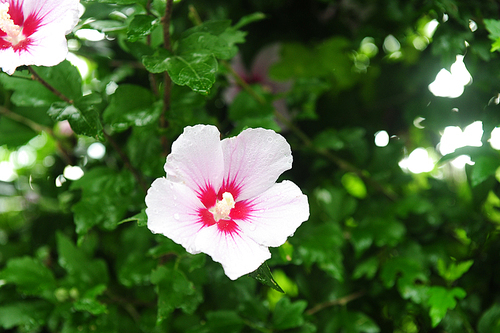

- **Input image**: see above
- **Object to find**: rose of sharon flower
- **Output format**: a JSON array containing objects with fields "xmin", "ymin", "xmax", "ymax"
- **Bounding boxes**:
[
  {"xmin": 0, "ymin": 0, "xmax": 80, "ymax": 75},
  {"xmin": 146, "ymin": 125, "xmax": 309, "ymax": 280},
  {"xmin": 223, "ymin": 44, "xmax": 292, "ymax": 122}
]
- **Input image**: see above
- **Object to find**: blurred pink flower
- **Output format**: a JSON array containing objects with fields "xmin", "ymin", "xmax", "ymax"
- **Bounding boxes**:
[
  {"xmin": 224, "ymin": 44, "xmax": 292, "ymax": 119},
  {"xmin": 0, "ymin": 0, "xmax": 80, "ymax": 75},
  {"xmin": 146, "ymin": 125, "xmax": 309, "ymax": 280}
]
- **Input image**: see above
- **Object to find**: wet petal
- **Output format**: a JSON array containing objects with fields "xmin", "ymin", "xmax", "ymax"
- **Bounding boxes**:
[
  {"xmin": 220, "ymin": 127, "xmax": 292, "ymax": 201},
  {"xmin": 145, "ymin": 178, "xmax": 206, "ymax": 254},
  {"xmin": 236, "ymin": 180, "xmax": 309, "ymax": 247},
  {"xmin": 0, "ymin": 0, "xmax": 80, "ymax": 74},
  {"xmin": 194, "ymin": 224, "xmax": 271, "ymax": 280},
  {"xmin": 21, "ymin": 0, "xmax": 80, "ymax": 35},
  {"xmin": 165, "ymin": 125, "xmax": 224, "ymax": 197}
]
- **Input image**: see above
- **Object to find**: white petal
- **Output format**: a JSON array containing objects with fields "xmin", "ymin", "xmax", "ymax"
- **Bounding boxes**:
[
  {"xmin": 221, "ymin": 128, "xmax": 292, "ymax": 201},
  {"xmin": 0, "ymin": 0, "xmax": 79, "ymax": 74},
  {"xmin": 194, "ymin": 225, "xmax": 271, "ymax": 280},
  {"xmin": 145, "ymin": 178, "xmax": 206, "ymax": 254},
  {"xmin": 22, "ymin": 0, "xmax": 80, "ymax": 35},
  {"xmin": 165, "ymin": 125, "xmax": 224, "ymax": 193},
  {"xmin": 0, "ymin": 48, "xmax": 18, "ymax": 75},
  {"xmin": 13, "ymin": 31, "xmax": 69, "ymax": 68},
  {"xmin": 237, "ymin": 180, "xmax": 309, "ymax": 247}
]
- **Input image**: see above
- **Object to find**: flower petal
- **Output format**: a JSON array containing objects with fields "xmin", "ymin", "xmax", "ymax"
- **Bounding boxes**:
[
  {"xmin": 236, "ymin": 180, "xmax": 309, "ymax": 247},
  {"xmin": 165, "ymin": 125, "xmax": 224, "ymax": 198},
  {"xmin": 220, "ymin": 128, "xmax": 292, "ymax": 201},
  {"xmin": 145, "ymin": 178, "xmax": 206, "ymax": 254},
  {"xmin": 251, "ymin": 43, "xmax": 281, "ymax": 79},
  {"xmin": 0, "ymin": 0, "xmax": 79, "ymax": 74},
  {"xmin": 194, "ymin": 224, "xmax": 271, "ymax": 280},
  {"xmin": 21, "ymin": 0, "xmax": 80, "ymax": 35}
]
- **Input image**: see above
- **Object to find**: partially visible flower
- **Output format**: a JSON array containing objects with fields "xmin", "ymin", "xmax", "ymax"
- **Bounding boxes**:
[
  {"xmin": 224, "ymin": 44, "xmax": 292, "ymax": 121},
  {"xmin": 0, "ymin": 0, "xmax": 80, "ymax": 75},
  {"xmin": 146, "ymin": 125, "xmax": 309, "ymax": 280}
]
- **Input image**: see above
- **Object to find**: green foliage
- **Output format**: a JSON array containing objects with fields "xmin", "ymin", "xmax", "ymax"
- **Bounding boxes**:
[{"xmin": 2, "ymin": 0, "xmax": 500, "ymax": 332}]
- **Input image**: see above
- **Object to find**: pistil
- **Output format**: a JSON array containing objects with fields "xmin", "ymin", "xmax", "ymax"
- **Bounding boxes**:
[
  {"xmin": 209, "ymin": 192, "xmax": 235, "ymax": 222},
  {"xmin": 0, "ymin": 3, "xmax": 25, "ymax": 45}
]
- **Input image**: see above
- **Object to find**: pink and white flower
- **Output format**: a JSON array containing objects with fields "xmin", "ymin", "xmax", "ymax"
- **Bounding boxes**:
[
  {"xmin": 223, "ymin": 44, "xmax": 293, "ymax": 123},
  {"xmin": 146, "ymin": 125, "xmax": 309, "ymax": 280},
  {"xmin": 0, "ymin": 0, "xmax": 80, "ymax": 75}
]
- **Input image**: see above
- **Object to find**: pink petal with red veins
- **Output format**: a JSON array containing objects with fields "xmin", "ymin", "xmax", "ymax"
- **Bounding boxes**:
[
  {"xmin": 0, "ymin": 0, "xmax": 80, "ymax": 74},
  {"xmin": 236, "ymin": 180, "xmax": 309, "ymax": 247},
  {"xmin": 145, "ymin": 178, "xmax": 207, "ymax": 255},
  {"xmin": 193, "ymin": 223, "xmax": 271, "ymax": 280},
  {"xmin": 165, "ymin": 125, "xmax": 224, "ymax": 201},
  {"xmin": 20, "ymin": 0, "xmax": 80, "ymax": 35},
  {"xmin": 221, "ymin": 127, "xmax": 292, "ymax": 201}
]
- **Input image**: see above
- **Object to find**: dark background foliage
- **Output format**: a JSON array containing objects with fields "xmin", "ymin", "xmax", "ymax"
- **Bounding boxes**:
[{"xmin": 1, "ymin": 0, "xmax": 500, "ymax": 332}]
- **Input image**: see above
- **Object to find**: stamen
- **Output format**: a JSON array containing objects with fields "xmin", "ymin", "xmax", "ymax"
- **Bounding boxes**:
[
  {"xmin": 0, "ymin": 2, "xmax": 25, "ymax": 45},
  {"xmin": 209, "ymin": 192, "xmax": 235, "ymax": 222}
]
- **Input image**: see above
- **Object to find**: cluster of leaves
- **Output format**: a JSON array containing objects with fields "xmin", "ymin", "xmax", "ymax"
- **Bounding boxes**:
[{"xmin": 1, "ymin": 0, "xmax": 500, "ymax": 332}]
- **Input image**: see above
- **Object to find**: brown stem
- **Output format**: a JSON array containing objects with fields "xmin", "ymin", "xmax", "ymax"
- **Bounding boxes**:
[
  {"xmin": 225, "ymin": 62, "xmax": 398, "ymax": 201},
  {"xmin": 146, "ymin": 1, "xmax": 160, "ymax": 97},
  {"xmin": 160, "ymin": 0, "xmax": 174, "ymax": 155},
  {"xmin": 103, "ymin": 130, "xmax": 148, "ymax": 193},
  {"xmin": 306, "ymin": 290, "xmax": 365, "ymax": 316},
  {"xmin": 29, "ymin": 66, "xmax": 73, "ymax": 104},
  {"xmin": 0, "ymin": 106, "xmax": 73, "ymax": 165}
]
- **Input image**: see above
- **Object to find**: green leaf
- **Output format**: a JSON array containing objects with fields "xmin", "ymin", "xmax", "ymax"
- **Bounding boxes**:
[
  {"xmin": 233, "ymin": 12, "xmax": 266, "ymax": 30},
  {"xmin": 178, "ymin": 32, "xmax": 236, "ymax": 60},
  {"xmin": 469, "ymin": 155, "xmax": 500, "ymax": 186},
  {"xmin": 72, "ymin": 284, "xmax": 108, "ymax": 315},
  {"xmin": 89, "ymin": 20, "xmax": 127, "ymax": 33},
  {"xmin": 0, "ymin": 73, "xmax": 58, "ymax": 107},
  {"xmin": 181, "ymin": 20, "xmax": 232, "ymax": 38},
  {"xmin": 478, "ymin": 303, "xmax": 500, "ymax": 333},
  {"xmin": 127, "ymin": 14, "xmax": 159, "ymax": 42},
  {"xmin": 272, "ymin": 297, "xmax": 308, "ymax": 330},
  {"xmin": 206, "ymin": 311, "xmax": 244, "ymax": 333},
  {"xmin": 352, "ymin": 256, "xmax": 379, "ymax": 280},
  {"xmin": 436, "ymin": 259, "xmax": 474, "ymax": 283},
  {"xmin": 341, "ymin": 172, "xmax": 367, "ymax": 199},
  {"xmin": 329, "ymin": 310, "xmax": 380, "ymax": 333},
  {"xmin": 313, "ymin": 129, "xmax": 345, "ymax": 150},
  {"xmin": 47, "ymin": 95, "xmax": 103, "ymax": 140},
  {"xmin": 0, "ymin": 300, "xmax": 52, "ymax": 331},
  {"xmin": 32, "ymin": 60, "xmax": 82, "ymax": 102},
  {"xmin": 426, "ymin": 286, "xmax": 466, "ymax": 327},
  {"xmin": 116, "ymin": 224, "xmax": 156, "ymax": 287},
  {"xmin": 0, "ymin": 256, "xmax": 56, "ymax": 299},
  {"xmin": 248, "ymin": 262, "xmax": 284, "ymax": 293},
  {"xmin": 144, "ymin": 51, "xmax": 218, "ymax": 94},
  {"xmin": 350, "ymin": 217, "xmax": 406, "ymax": 255},
  {"xmin": 270, "ymin": 43, "xmax": 324, "ymax": 79},
  {"xmin": 142, "ymin": 48, "xmax": 173, "ymax": 73},
  {"xmin": 165, "ymin": 54, "xmax": 218, "ymax": 95},
  {"xmin": 296, "ymin": 221, "xmax": 345, "ymax": 281},
  {"xmin": 118, "ymin": 209, "xmax": 148, "ymax": 227},
  {"xmin": 70, "ymin": 168, "xmax": 135, "ymax": 239},
  {"xmin": 484, "ymin": 19, "xmax": 500, "ymax": 52},
  {"xmin": 103, "ymin": 84, "xmax": 158, "ymax": 132},
  {"xmin": 380, "ymin": 256, "xmax": 428, "ymax": 303},
  {"xmin": 93, "ymin": 0, "xmax": 147, "ymax": 4},
  {"xmin": 126, "ymin": 126, "xmax": 164, "ymax": 177},
  {"xmin": 0, "ymin": 116, "xmax": 37, "ymax": 148},
  {"xmin": 150, "ymin": 264, "xmax": 203, "ymax": 323},
  {"xmin": 228, "ymin": 87, "xmax": 274, "ymax": 121},
  {"xmin": 56, "ymin": 232, "xmax": 109, "ymax": 291}
]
